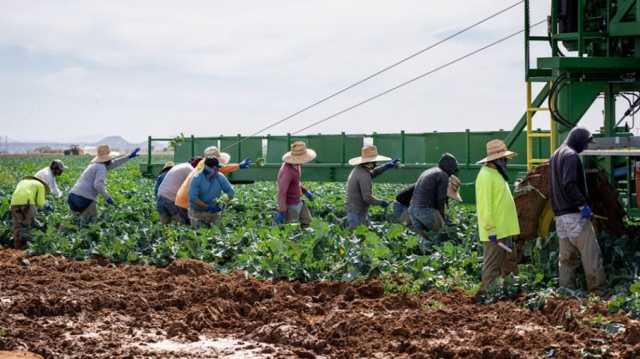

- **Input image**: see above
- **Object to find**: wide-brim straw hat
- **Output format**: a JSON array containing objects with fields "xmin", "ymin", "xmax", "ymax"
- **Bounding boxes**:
[
  {"xmin": 447, "ymin": 174, "xmax": 463, "ymax": 202},
  {"xmin": 91, "ymin": 144, "xmax": 118, "ymax": 163},
  {"xmin": 348, "ymin": 144, "xmax": 391, "ymax": 166},
  {"xmin": 282, "ymin": 141, "xmax": 317, "ymax": 164},
  {"xmin": 476, "ymin": 139, "xmax": 517, "ymax": 164},
  {"xmin": 24, "ymin": 176, "xmax": 50, "ymax": 194},
  {"xmin": 161, "ymin": 161, "xmax": 175, "ymax": 172},
  {"xmin": 203, "ymin": 146, "xmax": 230, "ymax": 165}
]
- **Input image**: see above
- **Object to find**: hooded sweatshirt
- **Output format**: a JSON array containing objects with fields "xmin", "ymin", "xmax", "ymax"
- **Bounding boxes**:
[
  {"xmin": 550, "ymin": 127, "xmax": 591, "ymax": 216},
  {"xmin": 410, "ymin": 153, "xmax": 458, "ymax": 214}
]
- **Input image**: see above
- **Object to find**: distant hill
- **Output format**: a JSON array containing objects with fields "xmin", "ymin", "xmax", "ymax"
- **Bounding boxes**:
[{"xmin": 1, "ymin": 135, "xmax": 167, "ymax": 154}]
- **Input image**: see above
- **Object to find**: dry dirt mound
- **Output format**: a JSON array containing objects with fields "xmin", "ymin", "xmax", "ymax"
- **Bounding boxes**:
[{"xmin": 0, "ymin": 249, "xmax": 638, "ymax": 358}]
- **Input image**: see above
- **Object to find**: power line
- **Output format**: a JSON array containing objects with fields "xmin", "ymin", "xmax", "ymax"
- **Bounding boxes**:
[
  {"xmin": 221, "ymin": 0, "xmax": 525, "ymax": 151},
  {"xmin": 292, "ymin": 19, "xmax": 546, "ymax": 135}
]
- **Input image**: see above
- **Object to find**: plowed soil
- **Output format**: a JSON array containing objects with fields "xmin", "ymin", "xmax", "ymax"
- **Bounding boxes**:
[{"xmin": 1, "ymin": 249, "xmax": 639, "ymax": 358}]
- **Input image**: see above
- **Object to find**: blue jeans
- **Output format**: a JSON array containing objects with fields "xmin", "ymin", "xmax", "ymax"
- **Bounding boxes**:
[
  {"xmin": 346, "ymin": 211, "xmax": 369, "ymax": 229},
  {"xmin": 157, "ymin": 196, "xmax": 181, "ymax": 224},
  {"xmin": 68, "ymin": 193, "xmax": 94, "ymax": 213},
  {"xmin": 409, "ymin": 206, "xmax": 444, "ymax": 238},
  {"xmin": 393, "ymin": 201, "xmax": 409, "ymax": 223}
]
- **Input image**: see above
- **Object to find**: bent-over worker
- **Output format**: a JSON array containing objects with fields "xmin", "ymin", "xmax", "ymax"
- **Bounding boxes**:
[
  {"xmin": 67, "ymin": 145, "xmax": 140, "ymax": 223},
  {"xmin": 550, "ymin": 126, "xmax": 606, "ymax": 293},
  {"xmin": 188, "ymin": 156, "xmax": 235, "ymax": 228},
  {"xmin": 10, "ymin": 175, "xmax": 50, "ymax": 249},
  {"xmin": 35, "ymin": 160, "xmax": 66, "ymax": 198},
  {"xmin": 345, "ymin": 144, "xmax": 399, "ymax": 228},
  {"xmin": 475, "ymin": 139, "xmax": 520, "ymax": 291}
]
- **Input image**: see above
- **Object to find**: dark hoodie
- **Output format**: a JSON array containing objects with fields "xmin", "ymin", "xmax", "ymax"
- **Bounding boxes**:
[
  {"xmin": 550, "ymin": 127, "xmax": 592, "ymax": 216},
  {"xmin": 410, "ymin": 153, "xmax": 458, "ymax": 215}
]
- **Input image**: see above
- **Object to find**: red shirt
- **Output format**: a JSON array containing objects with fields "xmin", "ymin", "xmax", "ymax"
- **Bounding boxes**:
[{"xmin": 277, "ymin": 163, "xmax": 307, "ymax": 212}]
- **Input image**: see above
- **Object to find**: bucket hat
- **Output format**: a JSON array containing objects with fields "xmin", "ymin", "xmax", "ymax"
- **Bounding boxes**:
[
  {"xmin": 476, "ymin": 139, "xmax": 516, "ymax": 164},
  {"xmin": 447, "ymin": 174, "xmax": 463, "ymax": 202},
  {"xmin": 282, "ymin": 141, "xmax": 317, "ymax": 164},
  {"xmin": 348, "ymin": 144, "xmax": 391, "ymax": 166},
  {"xmin": 203, "ymin": 146, "xmax": 230, "ymax": 165}
]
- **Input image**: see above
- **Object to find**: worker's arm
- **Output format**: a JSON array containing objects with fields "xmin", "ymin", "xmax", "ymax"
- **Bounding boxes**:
[
  {"xmin": 220, "ymin": 164, "xmax": 240, "ymax": 175},
  {"xmin": 371, "ymin": 159, "xmax": 399, "ymax": 179},
  {"xmin": 106, "ymin": 156, "xmax": 130, "ymax": 171},
  {"xmin": 358, "ymin": 172, "xmax": 383, "ymax": 205},
  {"xmin": 93, "ymin": 166, "xmax": 112, "ymax": 201},
  {"xmin": 435, "ymin": 174, "xmax": 449, "ymax": 216},
  {"xmin": 218, "ymin": 174, "xmax": 235, "ymax": 199},
  {"xmin": 561, "ymin": 154, "xmax": 588, "ymax": 207}
]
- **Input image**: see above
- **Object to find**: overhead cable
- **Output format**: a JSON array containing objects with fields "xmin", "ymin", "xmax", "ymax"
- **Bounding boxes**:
[
  {"xmin": 221, "ymin": 0, "xmax": 525, "ymax": 151},
  {"xmin": 291, "ymin": 19, "xmax": 546, "ymax": 135}
]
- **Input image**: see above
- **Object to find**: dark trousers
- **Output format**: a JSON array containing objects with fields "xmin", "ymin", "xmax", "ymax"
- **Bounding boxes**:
[{"xmin": 11, "ymin": 205, "xmax": 36, "ymax": 249}]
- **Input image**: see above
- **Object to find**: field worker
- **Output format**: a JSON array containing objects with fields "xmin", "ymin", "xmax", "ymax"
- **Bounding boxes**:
[
  {"xmin": 345, "ymin": 145, "xmax": 399, "ymax": 228},
  {"xmin": 409, "ymin": 153, "xmax": 459, "ymax": 238},
  {"xmin": 175, "ymin": 146, "xmax": 251, "ymax": 223},
  {"xmin": 275, "ymin": 141, "xmax": 316, "ymax": 226},
  {"xmin": 68, "ymin": 145, "xmax": 140, "ymax": 222},
  {"xmin": 10, "ymin": 175, "xmax": 51, "ymax": 249},
  {"xmin": 188, "ymin": 156, "xmax": 235, "ymax": 228},
  {"xmin": 154, "ymin": 161, "xmax": 175, "ymax": 199},
  {"xmin": 156, "ymin": 159, "xmax": 200, "ymax": 224},
  {"xmin": 35, "ymin": 160, "xmax": 66, "ymax": 198},
  {"xmin": 475, "ymin": 139, "xmax": 520, "ymax": 291},
  {"xmin": 550, "ymin": 127, "xmax": 606, "ymax": 293},
  {"xmin": 393, "ymin": 185, "xmax": 414, "ymax": 225}
]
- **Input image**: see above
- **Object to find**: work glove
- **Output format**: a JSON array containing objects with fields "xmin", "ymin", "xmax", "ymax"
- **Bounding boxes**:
[
  {"xmin": 106, "ymin": 197, "xmax": 115, "ymax": 206},
  {"xmin": 275, "ymin": 211, "xmax": 286, "ymax": 224},
  {"xmin": 43, "ymin": 203, "xmax": 54, "ymax": 213},
  {"xmin": 488, "ymin": 234, "xmax": 498, "ymax": 245},
  {"xmin": 304, "ymin": 191, "xmax": 314, "ymax": 201},
  {"xmin": 380, "ymin": 200, "xmax": 390, "ymax": 208},
  {"xmin": 128, "ymin": 147, "xmax": 141, "ymax": 159},
  {"xmin": 239, "ymin": 158, "xmax": 252, "ymax": 169},
  {"xmin": 207, "ymin": 204, "xmax": 225, "ymax": 213},
  {"xmin": 580, "ymin": 205, "xmax": 593, "ymax": 220},
  {"xmin": 381, "ymin": 158, "xmax": 400, "ymax": 171}
]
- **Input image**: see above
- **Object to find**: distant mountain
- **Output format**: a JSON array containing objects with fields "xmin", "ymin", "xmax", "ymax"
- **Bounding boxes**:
[
  {"xmin": 1, "ymin": 135, "xmax": 163, "ymax": 154},
  {"xmin": 92, "ymin": 136, "xmax": 145, "ymax": 152}
]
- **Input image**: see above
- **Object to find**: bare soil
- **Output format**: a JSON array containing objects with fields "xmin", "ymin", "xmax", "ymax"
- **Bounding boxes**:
[{"xmin": 1, "ymin": 249, "xmax": 639, "ymax": 358}]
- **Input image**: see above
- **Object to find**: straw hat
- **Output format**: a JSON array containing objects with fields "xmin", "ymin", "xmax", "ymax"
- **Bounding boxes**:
[
  {"xmin": 282, "ymin": 141, "xmax": 317, "ymax": 164},
  {"xmin": 91, "ymin": 144, "xmax": 116, "ymax": 163},
  {"xmin": 203, "ymin": 146, "xmax": 230, "ymax": 165},
  {"xmin": 447, "ymin": 175, "xmax": 463, "ymax": 202},
  {"xmin": 476, "ymin": 139, "xmax": 516, "ymax": 164},
  {"xmin": 348, "ymin": 144, "xmax": 391, "ymax": 166},
  {"xmin": 161, "ymin": 161, "xmax": 175, "ymax": 172},
  {"xmin": 24, "ymin": 176, "xmax": 50, "ymax": 194}
]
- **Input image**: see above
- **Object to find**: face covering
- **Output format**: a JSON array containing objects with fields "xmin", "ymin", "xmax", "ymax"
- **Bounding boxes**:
[
  {"xmin": 492, "ymin": 158, "xmax": 509, "ymax": 182},
  {"xmin": 364, "ymin": 162, "xmax": 376, "ymax": 170}
]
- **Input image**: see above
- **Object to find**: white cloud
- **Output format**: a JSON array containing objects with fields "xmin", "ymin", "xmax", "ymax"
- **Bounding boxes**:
[{"xmin": 0, "ymin": 0, "xmax": 607, "ymax": 143}]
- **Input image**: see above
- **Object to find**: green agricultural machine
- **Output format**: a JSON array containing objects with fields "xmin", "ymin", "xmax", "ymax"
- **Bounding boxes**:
[{"xmin": 142, "ymin": 0, "xmax": 640, "ymax": 215}]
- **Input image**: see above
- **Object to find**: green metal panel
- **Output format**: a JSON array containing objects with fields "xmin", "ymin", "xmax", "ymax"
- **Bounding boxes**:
[
  {"xmin": 307, "ymin": 135, "xmax": 343, "ymax": 163},
  {"xmin": 424, "ymin": 132, "xmax": 467, "ymax": 164},
  {"xmin": 174, "ymin": 140, "xmax": 194, "ymax": 163},
  {"xmin": 403, "ymin": 134, "xmax": 427, "ymax": 164},
  {"xmin": 193, "ymin": 138, "xmax": 220, "ymax": 158},
  {"xmin": 220, "ymin": 136, "xmax": 262, "ymax": 163},
  {"xmin": 344, "ymin": 135, "xmax": 364, "ymax": 163},
  {"xmin": 373, "ymin": 134, "xmax": 402, "ymax": 160},
  {"xmin": 266, "ymin": 136, "xmax": 288, "ymax": 164},
  {"xmin": 557, "ymin": 81, "xmax": 603, "ymax": 130}
]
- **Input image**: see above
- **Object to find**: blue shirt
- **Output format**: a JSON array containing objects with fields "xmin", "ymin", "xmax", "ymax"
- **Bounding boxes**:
[
  {"xmin": 188, "ymin": 168, "xmax": 235, "ymax": 210},
  {"xmin": 154, "ymin": 171, "xmax": 169, "ymax": 199}
]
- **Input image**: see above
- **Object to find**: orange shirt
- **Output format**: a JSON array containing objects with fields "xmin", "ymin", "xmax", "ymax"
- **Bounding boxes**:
[{"xmin": 175, "ymin": 164, "xmax": 239, "ymax": 209}]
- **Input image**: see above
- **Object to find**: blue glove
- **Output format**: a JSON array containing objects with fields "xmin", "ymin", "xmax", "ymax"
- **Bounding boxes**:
[
  {"xmin": 43, "ymin": 203, "xmax": 54, "ymax": 213},
  {"xmin": 304, "ymin": 191, "xmax": 314, "ymax": 201},
  {"xmin": 382, "ymin": 158, "xmax": 400, "ymax": 170},
  {"xmin": 380, "ymin": 200, "xmax": 390, "ymax": 208},
  {"xmin": 207, "ymin": 204, "xmax": 224, "ymax": 213},
  {"xmin": 275, "ymin": 212, "xmax": 286, "ymax": 224},
  {"xmin": 489, "ymin": 234, "xmax": 497, "ymax": 244},
  {"xmin": 128, "ymin": 147, "xmax": 141, "ymax": 159},
  {"xmin": 239, "ymin": 158, "xmax": 251, "ymax": 169},
  {"xmin": 106, "ymin": 197, "xmax": 115, "ymax": 206},
  {"xmin": 580, "ymin": 205, "xmax": 593, "ymax": 219}
]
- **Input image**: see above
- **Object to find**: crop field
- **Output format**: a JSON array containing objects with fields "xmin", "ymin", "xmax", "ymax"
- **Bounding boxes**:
[{"xmin": 2, "ymin": 156, "xmax": 640, "ymax": 357}]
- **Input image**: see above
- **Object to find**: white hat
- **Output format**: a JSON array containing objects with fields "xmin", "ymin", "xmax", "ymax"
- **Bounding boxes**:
[
  {"xmin": 348, "ymin": 145, "xmax": 391, "ymax": 166},
  {"xmin": 91, "ymin": 144, "xmax": 117, "ymax": 163},
  {"xmin": 35, "ymin": 167, "xmax": 62, "ymax": 198},
  {"xmin": 282, "ymin": 141, "xmax": 317, "ymax": 164},
  {"xmin": 203, "ymin": 146, "xmax": 230, "ymax": 165},
  {"xmin": 447, "ymin": 175, "xmax": 463, "ymax": 202}
]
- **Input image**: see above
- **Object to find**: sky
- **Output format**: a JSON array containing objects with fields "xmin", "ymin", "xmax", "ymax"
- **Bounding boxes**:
[{"xmin": 0, "ymin": 0, "xmax": 610, "ymax": 143}]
